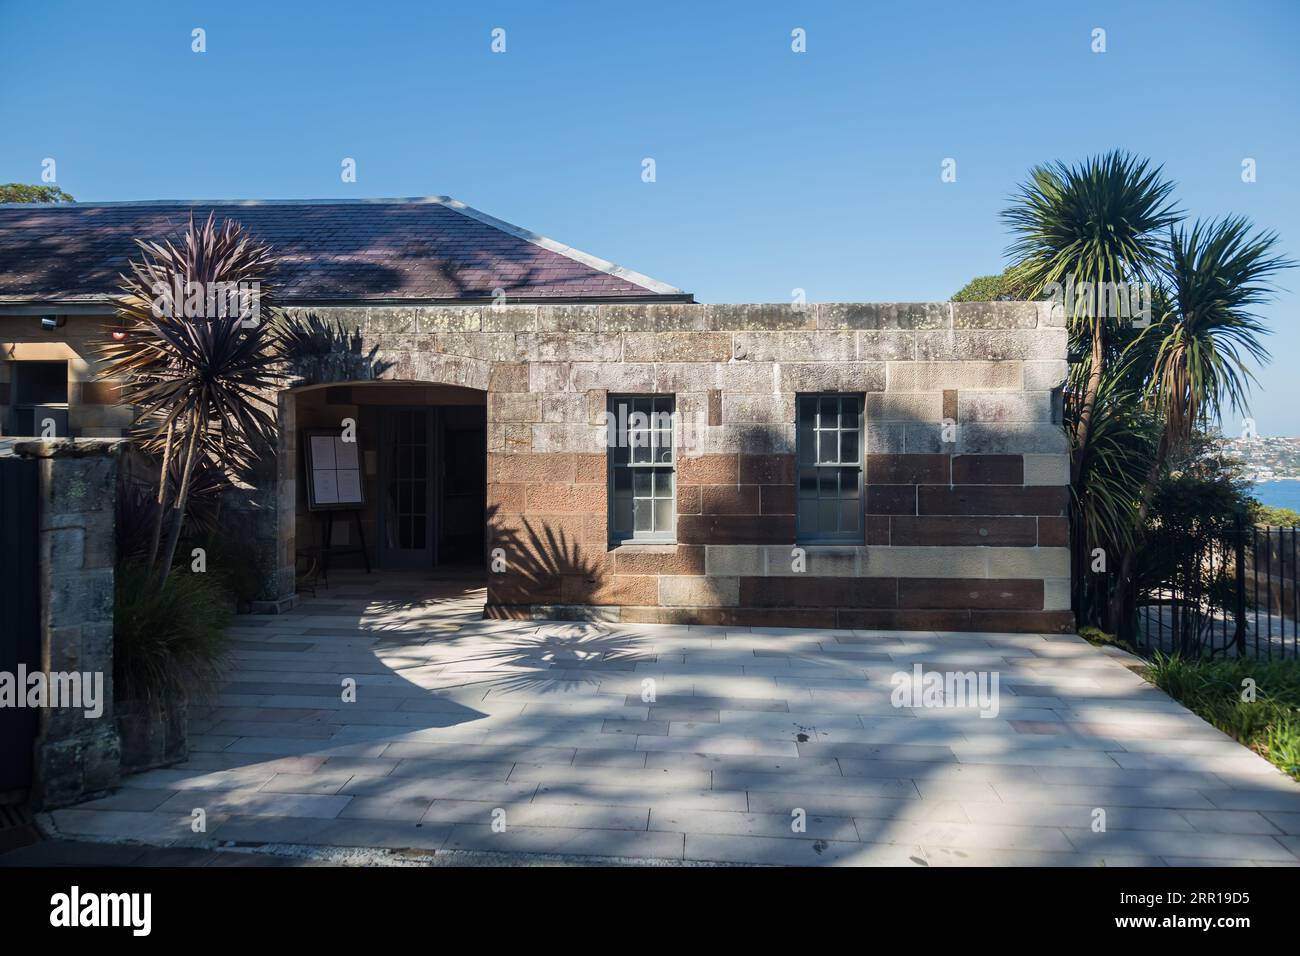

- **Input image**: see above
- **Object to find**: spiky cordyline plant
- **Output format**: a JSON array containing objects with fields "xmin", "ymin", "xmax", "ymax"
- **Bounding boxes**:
[
  {"xmin": 1141, "ymin": 217, "xmax": 1288, "ymax": 444},
  {"xmin": 1070, "ymin": 371, "xmax": 1160, "ymax": 560},
  {"xmin": 1106, "ymin": 216, "xmax": 1294, "ymax": 627},
  {"xmin": 100, "ymin": 214, "xmax": 285, "ymax": 587},
  {"xmin": 1002, "ymin": 151, "xmax": 1182, "ymax": 482}
]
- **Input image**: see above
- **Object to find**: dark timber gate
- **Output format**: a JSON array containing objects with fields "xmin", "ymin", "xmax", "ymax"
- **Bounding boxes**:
[{"xmin": 0, "ymin": 456, "xmax": 40, "ymax": 796}]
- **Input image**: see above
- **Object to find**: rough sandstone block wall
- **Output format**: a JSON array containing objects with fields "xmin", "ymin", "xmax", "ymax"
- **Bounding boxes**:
[
  {"xmin": 0, "ymin": 314, "xmax": 133, "ymax": 438},
  {"xmin": 300, "ymin": 300, "xmax": 1071, "ymax": 633},
  {"xmin": 2, "ymin": 302, "xmax": 1070, "ymax": 632}
]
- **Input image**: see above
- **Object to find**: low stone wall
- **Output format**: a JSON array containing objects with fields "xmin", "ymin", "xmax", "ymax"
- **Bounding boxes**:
[{"xmin": 265, "ymin": 301, "xmax": 1072, "ymax": 632}]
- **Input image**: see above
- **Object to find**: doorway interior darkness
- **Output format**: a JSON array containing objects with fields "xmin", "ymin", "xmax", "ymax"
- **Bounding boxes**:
[{"xmin": 377, "ymin": 405, "xmax": 486, "ymax": 569}]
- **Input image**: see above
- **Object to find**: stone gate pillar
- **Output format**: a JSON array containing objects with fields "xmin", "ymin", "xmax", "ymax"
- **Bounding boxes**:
[{"xmin": 14, "ymin": 438, "xmax": 123, "ymax": 809}]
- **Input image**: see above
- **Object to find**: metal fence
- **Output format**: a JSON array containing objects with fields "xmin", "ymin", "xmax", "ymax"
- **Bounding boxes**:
[{"xmin": 1133, "ymin": 521, "xmax": 1300, "ymax": 660}]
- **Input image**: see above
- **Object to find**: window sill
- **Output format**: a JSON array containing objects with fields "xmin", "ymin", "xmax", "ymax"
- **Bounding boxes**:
[{"xmin": 607, "ymin": 541, "xmax": 679, "ymax": 553}]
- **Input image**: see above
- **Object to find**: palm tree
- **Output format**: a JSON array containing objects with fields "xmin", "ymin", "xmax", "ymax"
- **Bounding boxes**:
[
  {"xmin": 1002, "ymin": 151, "xmax": 1181, "ymax": 481},
  {"xmin": 1107, "ymin": 217, "xmax": 1294, "ymax": 629},
  {"xmin": 1070, "ymin": 371, "xmax": 1161, "ymax": 552},
  {"xmin": 100, "ymin": 214, "xmax": 285, "ymax": 588}
]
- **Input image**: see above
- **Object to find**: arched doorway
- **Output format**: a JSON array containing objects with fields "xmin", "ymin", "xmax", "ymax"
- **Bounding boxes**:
[{"xmin": 282, "ymin": 381, "xmax": 486, "ymax": 578}]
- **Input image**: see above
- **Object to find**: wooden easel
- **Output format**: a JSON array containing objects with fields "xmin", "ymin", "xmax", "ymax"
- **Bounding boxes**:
[{"xmin": 318, "ymin": 508, "xmax": 370, "ymax": 580}]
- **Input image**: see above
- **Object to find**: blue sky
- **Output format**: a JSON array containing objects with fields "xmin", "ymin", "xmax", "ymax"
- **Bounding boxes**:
[{"xmin": 3, "ymin": 0, "xmax": 1298, "ymax": 433}]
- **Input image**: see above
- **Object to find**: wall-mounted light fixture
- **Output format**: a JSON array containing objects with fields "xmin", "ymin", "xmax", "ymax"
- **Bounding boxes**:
[{"xmin": 40, "ymin": 314, "xmax": 66, "ymax": 331}]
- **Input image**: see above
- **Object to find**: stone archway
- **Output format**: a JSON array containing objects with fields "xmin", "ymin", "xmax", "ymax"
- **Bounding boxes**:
[{"xmin": 257, "ymin": 362, "xmax": 491, "ymax": 611}]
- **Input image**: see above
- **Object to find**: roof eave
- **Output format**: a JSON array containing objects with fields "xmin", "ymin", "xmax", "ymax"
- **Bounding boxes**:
[{"xmin": 0, "ymin": 292, "xmax": 696, "ymax": 315}]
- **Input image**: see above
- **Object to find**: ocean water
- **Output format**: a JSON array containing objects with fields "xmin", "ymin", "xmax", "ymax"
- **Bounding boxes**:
[{"xmin": 1251, "ymin": 479, "xmax": 1300, "ymax": 513}]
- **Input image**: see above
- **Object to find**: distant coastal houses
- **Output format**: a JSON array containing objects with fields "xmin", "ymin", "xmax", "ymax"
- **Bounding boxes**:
[{"xmin": 1220, "ymin": 435, "xmax": 1300, "ymax": 482}]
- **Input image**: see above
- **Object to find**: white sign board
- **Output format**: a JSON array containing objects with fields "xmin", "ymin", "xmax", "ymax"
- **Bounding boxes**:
[{"xmin": 304, "ymin": 431, "xmax": 365, "ymax": 509}]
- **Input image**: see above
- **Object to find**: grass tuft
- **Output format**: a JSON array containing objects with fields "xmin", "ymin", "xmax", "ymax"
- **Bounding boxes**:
[
  {"xmin": 1145, "ymin": 653, "xmax": 1300, "ymax": 780},
  {"xmin": 113, "ymin": 561, "xmax": 234, "ymax": 710}
]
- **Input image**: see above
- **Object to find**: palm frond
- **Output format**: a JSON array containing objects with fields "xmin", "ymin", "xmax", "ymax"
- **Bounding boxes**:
[
  {"xmin": 1070, "ymin": 371, "xmax": 1161, "ymax": 555},
  {"xmin": 1002, "ymin": 150, "xmax": 1182, "ymax": 332},
  {"xmin": 98, "ymin": 214, "xmax": 286, "ymax": 480},
  {"xmin": 1132, "ymin": 217, "xmax": 1294, "ymax": 442}
]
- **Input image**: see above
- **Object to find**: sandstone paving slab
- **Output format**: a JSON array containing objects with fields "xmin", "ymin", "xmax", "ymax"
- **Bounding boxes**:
[
  {"xmin": 811, "ymin": 726, "xmax": 988, "ymax": 747},
  {"xmin": 341, "ymin": 776, "xmax": 539, "ymax": 803},
  {"xmin": 795, "ymin": 741, "xmax": 959, "ymax": 762},
  {"xmin": 153, "ymin": 789, "xmax": 353, "ymax": 819},
  {"xmin": 628, "ymin": 693, "xmax": 792, "ymax": 713},
  {"xmin": 1201, "ymin": 788, "xmax": 1300, "ymax": 813},
  {"xmin": 836, "ymin": 759, "xmax": 1039, "ymax": 783},
  {"xmin": 301, "ymin": 818, "xmax": 455, "ymax": 851},
  {"xmin": 1162, "ymin": 856, "xmax": 1270, "ymax": 867},
  {"xmin": 50, "ymin": 810, "xmax": 203, "ymax": 844},
  {"xmin": 988, "ymin": 782, "xmax": 1219, "ymax": 810},
  {"xmin": 532, "ymin": 783, "xmax": 748, "ymax": 812},
  {"xmin": 258, "ymin": 771, "xmax": 385, "ymax": 795},
  {"xmin": 666, "ymin": 716, "xmax": 828, "ymax": 739},
  {"xmin": 744, "ymin": 791, "xmax": 969, "ymax": 822},
  {"xmin": 1030, "ymin": 764, "xmax": 1226, "ymax": 790},
  {"xmin": 74, "ymin": 788, "xmax": 181, "ymax": 812},
  {"xmin": 601, "ymin": 718, "xmax": 670, "ymax": 736},
  {"xmin": 863, "ymin": 820, "xmax": 1076, "ymax": 852},
  {"xmin": 387, "ymin": 757, "xmax": 518, "ymax": 780},
  {"xmin": 505, "ymin": 764, "xmax": 714, "ymax": 791},
  {"xmin": 421, "ymin": 800, "xmax": 650, "ymax": 830},
  {"xmin": 381, "ymin": 742, "xmax": 580, "ymax": 767},
  {"xmin": 570, "ymin": 748, "xmax": 654, "ymax": 768},
  {"xmin": 314, "ymin": 755, "xmax": 400, "ymax": 774},
  {"xmin": 121, "ymin": 767, "xmax": 280, "ymax": 791},
  {"xmin": 951, "ymin": 748, "xmax": 1124, "ymax": 769},
  {"xmin": 648, "ymin": 808, "xmax": 859, "ymax": 841},
  {"xmin": 643, "ymin": 752, "xmax": 842, "ymax": 775},
  {"xmin": 922, "ymin": 846, "xmax": 1166, "ymax": 867},
  {"xmin": 1175, "ymin": 809, "xmax": 1288, "ymax": 835},
  {"xmin": 1063, "ymin": 829, "xmax": 1297, "ymax": 862},
  {"xmin": 443, "ymin": 824, "xmax": 684, "ymax": 860},
  {"xmin": 684, "ymin": 833, "xmax": 926, "ymax": 866},
  {"xmin": 221, "ymin": 736, "xmax": 393, "ymax": 757},
  {"xmin": 714, "ymin": 770, "xmax": 917, "ymax": 799},
  {"xmin": 54, "ymin": 575, "xmax": 1300, "ymax": 866},
  {"xmin": 1262, "ymin": 811, "xmax": 1300, "ymax": 835},
  {"xmin": 633, "ymin": 734, "xmax": 799, "ymax": 758},
  {"xmin": 337, "ymin": 796, "xmax": 435, "ymax": 822},
  {"xmin": 205, "ymin": 814, "xmax": 345, "ymax": 845},
  {"xmin": 210, "ymin": 720, "xmax": 338, "ymax": 739},
  {"xmin": 961, "ymin": 802, "xmax": 1196, "ymax": 832},
  {"xmin": 475, "ymin": 728, "xmax": 643, "ymax": 750},
  {"xmin": 1109, "ymin": 752, "xmax": 1289, "ymax": 775}
]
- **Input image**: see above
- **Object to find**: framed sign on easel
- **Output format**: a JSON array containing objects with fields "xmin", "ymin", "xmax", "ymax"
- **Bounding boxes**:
[
  {"xmin": 303, "ymin": 430, "xmax": 364, "ymax": 510},
  {"xmin": 301, "ymin": 429, "xmax": 370, "ymax": 575}
]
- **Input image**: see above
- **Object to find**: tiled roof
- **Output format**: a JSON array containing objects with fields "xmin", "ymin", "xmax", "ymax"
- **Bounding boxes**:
[{"xmin": 0, "ymin": 197, "xmax": 689, "ymax": 305}]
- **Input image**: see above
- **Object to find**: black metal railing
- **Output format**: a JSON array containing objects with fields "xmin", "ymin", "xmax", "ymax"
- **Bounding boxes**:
[{"xmin": 1132, "ymin": 520, "xmax": 1299, "ymax": 660}]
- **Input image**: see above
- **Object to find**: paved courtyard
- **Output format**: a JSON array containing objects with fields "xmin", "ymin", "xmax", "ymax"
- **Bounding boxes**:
[{"xmin": 45, "ymin": 572, "xmax": 1300, "ymax": 866}]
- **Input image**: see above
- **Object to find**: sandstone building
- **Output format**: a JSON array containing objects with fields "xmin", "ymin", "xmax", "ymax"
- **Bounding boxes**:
[{"xmin": 0, "ymin": 198, "xmax": 1072, "ymax": 632}]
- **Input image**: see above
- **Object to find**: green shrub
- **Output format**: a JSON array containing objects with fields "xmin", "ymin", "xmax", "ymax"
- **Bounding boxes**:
[
  {"xmin": 1250, "ymin": 501, "xmax": 1300, "ymax": 528},
  {"xmin": 194, "ymin": 532, "xmax": 265, "ymax": 607},
  {"xmin": 113, "ymin": 562, "xmax": 234, "ymax": 708},
  {"xmin": 1146, "ymin": 654, "xmax": 1300, "ymax": 779}
]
